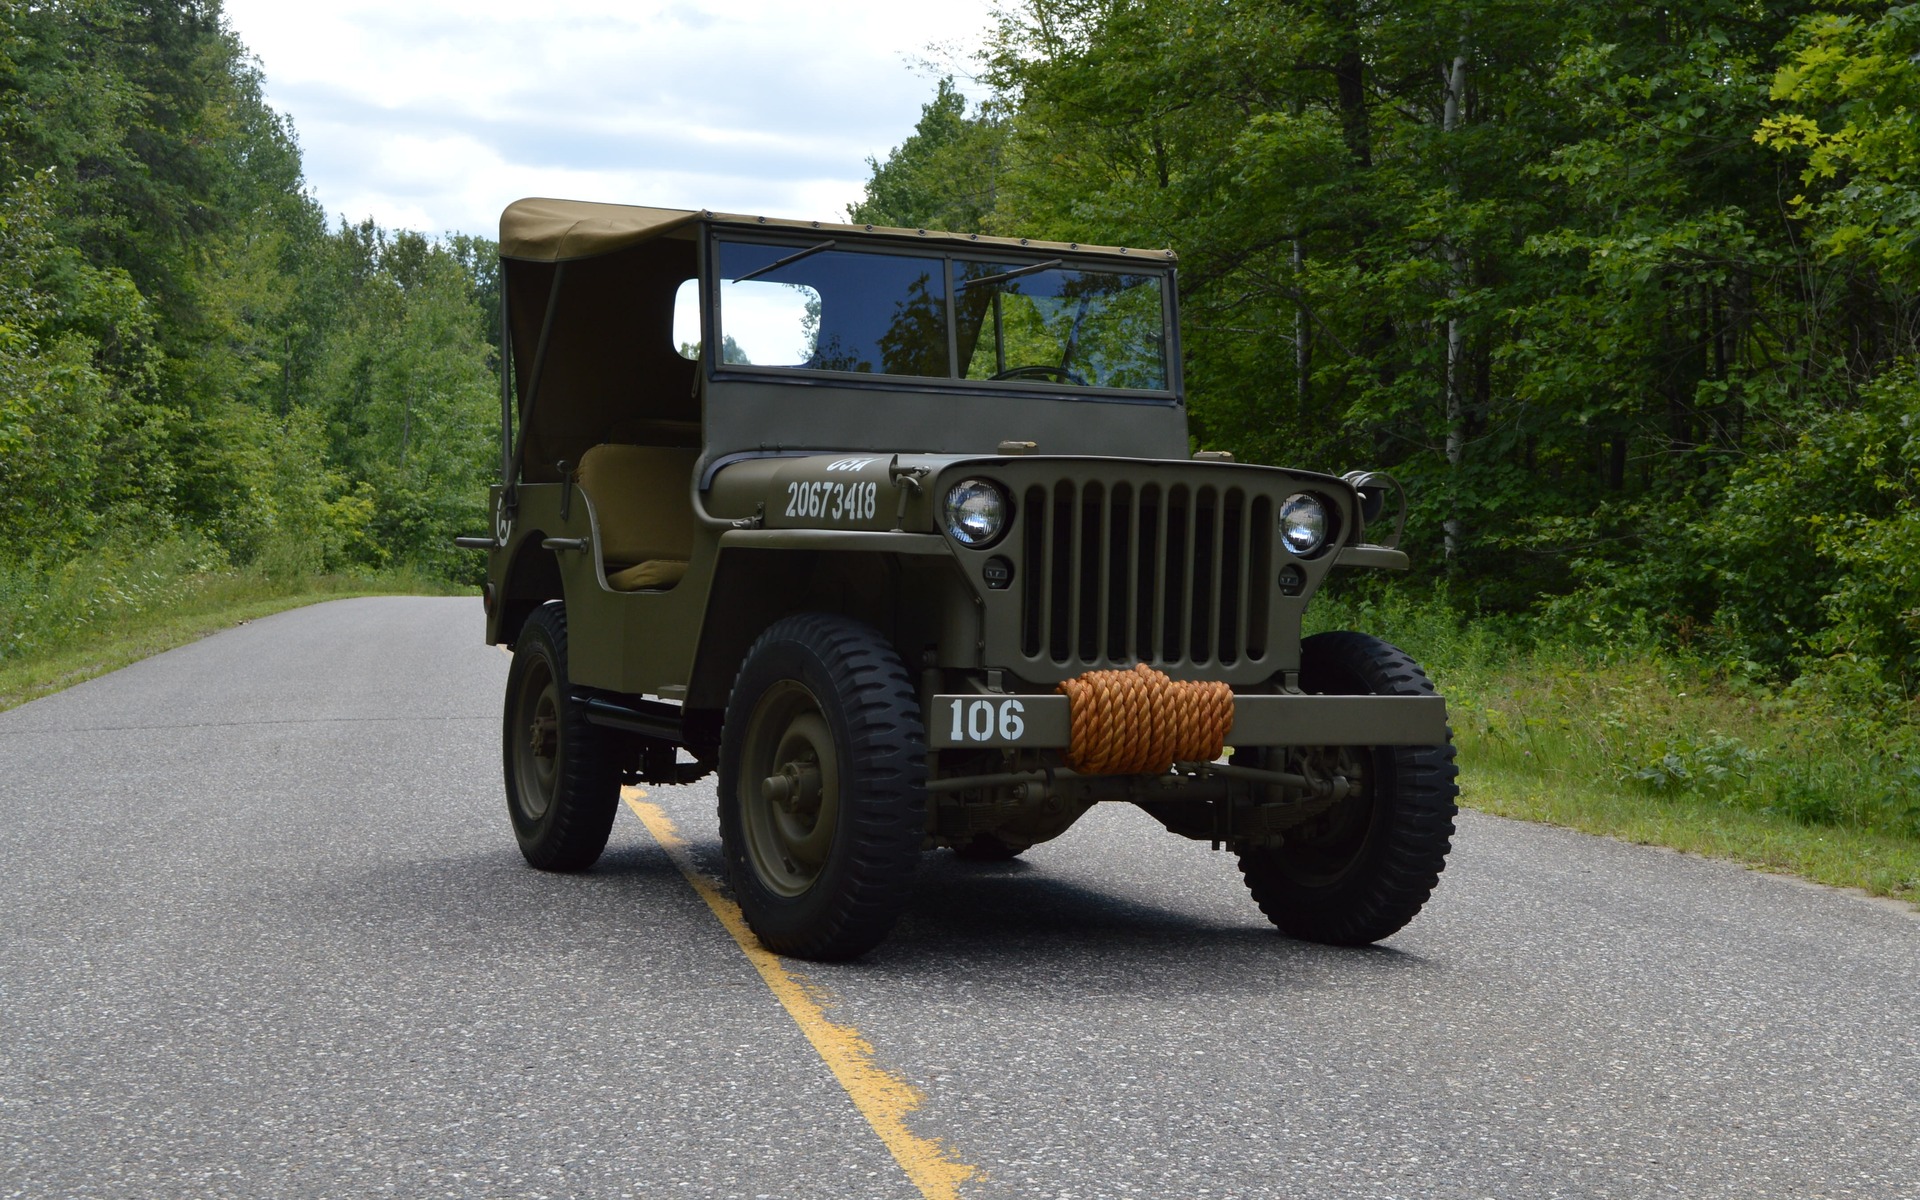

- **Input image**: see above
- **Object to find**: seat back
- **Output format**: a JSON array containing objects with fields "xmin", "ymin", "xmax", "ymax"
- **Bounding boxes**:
[{"xmin": 575, "ymin": 444, "xmax": 700, "ymax": 566}]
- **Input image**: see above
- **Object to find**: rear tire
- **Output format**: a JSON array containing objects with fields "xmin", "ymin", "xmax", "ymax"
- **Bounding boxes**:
[
  {"xmin": 1237, "ymin": 631, "xmax": 1458, "ymax": 945},
  {"xmin": 503, "ymin": 602, "xmax": 620, "ymax": 871},
  {"xmin": 718, "ymin": 614, "xmax": 926, "ymax": 960}
]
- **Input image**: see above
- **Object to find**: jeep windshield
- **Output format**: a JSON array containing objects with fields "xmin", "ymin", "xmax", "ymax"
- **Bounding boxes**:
[{"xmin": 701, "ymin": 237, "xmax": 1171, "ymax": 394}]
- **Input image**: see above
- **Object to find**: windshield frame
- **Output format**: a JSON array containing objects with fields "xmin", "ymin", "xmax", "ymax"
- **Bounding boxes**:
[{"xmin": 694, "ymin": 226, "xmax": 1183, "ymax": 405}]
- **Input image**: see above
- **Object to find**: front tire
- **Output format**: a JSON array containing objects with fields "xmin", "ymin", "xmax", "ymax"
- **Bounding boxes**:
[
  {"xmin": 503, "ymin": 602, "xmax": 620, "ymax": 871},
  {"xmin": 718, "ymin": 614, "xmax": 926, "ymax": 960},
  {"xmin": 1238, "ymin": 631, "xmax": 1458, "ymax": 945}
]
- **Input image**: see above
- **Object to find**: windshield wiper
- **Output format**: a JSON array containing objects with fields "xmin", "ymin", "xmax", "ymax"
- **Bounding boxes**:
[
  {"xmin": 730, "ymin": 239, "xmax": 835, "ymax": 285},
  {"xmin": 955, "ymin": 258, "xmax": 1063, "ymax": 292}
]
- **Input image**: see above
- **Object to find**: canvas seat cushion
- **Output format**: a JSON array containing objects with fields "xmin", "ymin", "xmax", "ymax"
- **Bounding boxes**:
[
  {"xmin": 606, "ymin": 559, "xmax": 688, "ymax": 592},
  {"xmin": 576, "ymin": 444, "xmax": 699, "ymax": 591}
]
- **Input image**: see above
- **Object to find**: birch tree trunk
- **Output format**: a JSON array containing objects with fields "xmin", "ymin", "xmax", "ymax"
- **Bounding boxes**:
[
  {"xmin": 1441, "ymin": 52, "xmax": 1470, "ymax": 566},
  {"xmin": 1294, "ymin": 238, "xmax": 1310, "ymax": 416}
]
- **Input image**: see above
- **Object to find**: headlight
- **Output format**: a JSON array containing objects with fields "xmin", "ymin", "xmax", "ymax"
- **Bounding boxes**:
[
  {"xmin": 943, "ymin": 479, "xmax": 1008, "ymax": 547},
  {"xmin": 1279, "ymin": 493, "xmax": 1329, "ymax": 556}
]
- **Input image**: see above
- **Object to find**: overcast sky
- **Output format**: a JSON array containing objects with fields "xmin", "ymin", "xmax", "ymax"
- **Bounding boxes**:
[{"xmin": 222, "ymin": 0, "xmax": 998, "ymax": 241}]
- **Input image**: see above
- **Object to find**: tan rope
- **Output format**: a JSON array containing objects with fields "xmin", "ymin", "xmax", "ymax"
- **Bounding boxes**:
[{"xmin": 1055, "ymin": 663, "xmax": 1235, "ymax": 775}]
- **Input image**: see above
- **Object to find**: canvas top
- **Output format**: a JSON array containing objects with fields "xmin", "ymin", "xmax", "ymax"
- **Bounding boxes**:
[{"xmin": 497, "ymin": 196, "xmax": 1176, "ymax": 264}]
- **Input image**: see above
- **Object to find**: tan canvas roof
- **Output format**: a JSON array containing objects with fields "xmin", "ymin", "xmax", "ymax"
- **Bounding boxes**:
[{"xmin": 497, "ymin": 197, "xmax": 1175, "ymax": 264}]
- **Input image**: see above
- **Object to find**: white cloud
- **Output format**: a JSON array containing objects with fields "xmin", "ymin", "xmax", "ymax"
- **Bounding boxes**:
[{"xmin": 224, "ymin": 0, "xmax": 998, "ymax": 239}]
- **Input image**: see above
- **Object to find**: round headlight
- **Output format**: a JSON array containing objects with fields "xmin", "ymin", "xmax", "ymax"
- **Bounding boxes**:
[
  {"xmin": 943, "ymin": 479, "xmax": 1008, "ymax": 547},
  {"xmin": 1279, "ymin": 493, "xmax": 1329, "ymax": 556}
]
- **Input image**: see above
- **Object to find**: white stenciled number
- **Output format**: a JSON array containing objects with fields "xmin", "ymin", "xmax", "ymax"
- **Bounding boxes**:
[
  {"xmin": 998, "ymin": 699, "xmax": 1025, "ymax": 741},
  {"xmin": 966, "ymin": 700, "xmax": 994, "ymax": 742},
  {"xmin": 785, "ymin": 479, "xmax": 880, "ymax": 524},
  {"xmin": 947, "ymin": 698, "xmax": 1028, "ymax": 743}
]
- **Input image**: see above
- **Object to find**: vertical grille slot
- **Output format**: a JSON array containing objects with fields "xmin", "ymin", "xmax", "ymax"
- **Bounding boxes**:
[
  {"xmin": 1047, "ymin": 483, "xmax": 1073, "ymax": 662},
  {"xmin": 1247, "ymin": 494, "xmax": 1272, "ymax": 660},
  {"xmin": 1160, "ymin": 486, "xmax": 1188, "ymax": 661},
  {"xmin": 1188, "ymin": 487, "xmax": 1216, "ymax": 661},
  {"xmin": 1073, "ymin": 481, "xmax": 1104, "ymax": 661},
  {"xmin": 1020, "ymin": 485, "xmax": 1047, "ymax": 658},
  {"xmin": 1106, "ymin": 482, "xmax": 1134, "ymax": 661},
  {"xmin": 1135, "ymin": 483, "xmax": 1162, "ymax": 660}
]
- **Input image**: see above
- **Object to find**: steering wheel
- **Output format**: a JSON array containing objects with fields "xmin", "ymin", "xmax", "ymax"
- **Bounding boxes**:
[{"xmin": 991, "ymin": 364, "xmax": 1090, "ymax": 387}]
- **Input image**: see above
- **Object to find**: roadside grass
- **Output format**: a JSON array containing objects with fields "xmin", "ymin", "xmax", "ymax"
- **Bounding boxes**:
[
  {"xmin": 1311, "ymin": 586, "xmax": 1920, "ymax": 908},
  {"xmin": 0, "ymin": 540, "xmax": 463, "ymax": 714}
]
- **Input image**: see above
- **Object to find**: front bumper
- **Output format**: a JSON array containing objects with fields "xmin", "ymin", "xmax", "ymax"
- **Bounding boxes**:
[{"xmin": 927, "ymin": 693, "xmax": 1450, "ymax": 750}]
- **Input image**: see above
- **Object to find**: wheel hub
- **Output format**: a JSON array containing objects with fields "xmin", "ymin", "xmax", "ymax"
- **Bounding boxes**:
[
  {"xmin": 510, "ymin": 666, "xmax": 560, "ymax": 823},
  {"xmin": 737, "ymin": 685, "xmax": 841, "ymax": 898},
  {"xmin": 528, "ymin": 710, "xmax": 557, "ymax": 760},
  {"xmin": 762, "ymin": 761, "xmax": 823, "ymax": 814}
]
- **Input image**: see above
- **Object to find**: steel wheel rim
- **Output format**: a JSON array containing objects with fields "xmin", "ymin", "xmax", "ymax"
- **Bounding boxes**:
[
  {"xmin": 513, "ymin": 657, "xmax": 559, "ymax": 821},
  {"xmin": 1280, "ymin": 748, "xmax": 1374, "ymax": 885},
  {"xmin": 739, "ymin": 681, "xmax": 840, "ymax": 898}
]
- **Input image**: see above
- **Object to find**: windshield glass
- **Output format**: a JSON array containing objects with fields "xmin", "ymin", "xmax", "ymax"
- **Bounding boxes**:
[
  {"xmin": 953, "ymin": 260, "xmax": 1167, "ymax": 390},
  {"xmin": 717, "ymin": 241, "xmax": 947, "ymax": 377},
  {"xmin": 713, "ymin": 238, "xmax": 1170, "ymax": 393}
]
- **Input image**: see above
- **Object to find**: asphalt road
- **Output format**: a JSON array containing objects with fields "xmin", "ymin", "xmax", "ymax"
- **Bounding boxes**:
[{"xmin": 3, "ymin": 596, "xmax": 1917, "ymax": 1199}]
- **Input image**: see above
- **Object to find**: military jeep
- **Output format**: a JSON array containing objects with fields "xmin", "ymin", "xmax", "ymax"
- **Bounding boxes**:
[{"xmin": 461, "ymin": 198, "xmax": 1458, "ymax": 961}]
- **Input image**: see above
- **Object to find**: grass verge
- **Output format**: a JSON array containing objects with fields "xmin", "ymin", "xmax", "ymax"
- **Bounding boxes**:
[
  {"xmin": 1313, "ymin": 587, "xmax": 1920, "ymax": 910},
  {"xmin": 1465, "ymin": 758, "xmax": 1920, "ymax": 906},
  {"xmin": 0, "ymin": 547, "xmax": 462, "ymax": 714}
]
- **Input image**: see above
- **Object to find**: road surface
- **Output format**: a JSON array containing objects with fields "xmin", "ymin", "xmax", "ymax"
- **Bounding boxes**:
[{"xmin": 2, "ymin": 597, "xmax": 1915, "ymax": 1198}]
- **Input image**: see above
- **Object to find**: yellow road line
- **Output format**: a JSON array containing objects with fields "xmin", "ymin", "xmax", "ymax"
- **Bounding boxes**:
[{"xmin": 621, "ymin": 789, "xmax": 977, "ymax": 1200}]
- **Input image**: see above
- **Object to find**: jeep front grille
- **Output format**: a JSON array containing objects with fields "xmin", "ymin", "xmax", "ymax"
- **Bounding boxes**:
[{"xmin": 1018, "ymin": 481, "xmax": 1273, "ymax": 670}]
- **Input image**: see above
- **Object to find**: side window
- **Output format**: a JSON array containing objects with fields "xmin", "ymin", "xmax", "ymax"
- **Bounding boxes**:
[{"xmin": 672, "ymin": 278, "xmax": 702, "ymax": 359}]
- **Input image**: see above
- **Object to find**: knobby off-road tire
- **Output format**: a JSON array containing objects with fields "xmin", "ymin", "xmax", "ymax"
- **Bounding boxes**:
[
  {"xmin": 1238, "ymin": 631, "xmax": 1459, "ymax": 946},
  {"xmin": 718, "ymin": 614, "xmax": 927, "ymax": 961},
  {"xmin": 503, "ymin": 602, "xmax": 621, "ymax": 872}
]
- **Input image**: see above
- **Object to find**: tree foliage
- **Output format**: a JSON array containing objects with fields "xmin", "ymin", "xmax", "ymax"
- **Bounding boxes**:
[
  {"xmin": 860, "ymin": 0, "xmax": 1920, "ymax": 696},
  {"xmin": 0, "ymin": 0, "xmax": 499, "ymax": 594},
  {"xmin": 849, "ymin": 78, "xmax": 1006, "ymax": 232}
]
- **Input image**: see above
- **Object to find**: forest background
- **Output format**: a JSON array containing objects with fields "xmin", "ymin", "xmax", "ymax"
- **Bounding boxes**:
[{"xmin": 1, "ymin": 1, "xmax": 1916, "ymax": 891}]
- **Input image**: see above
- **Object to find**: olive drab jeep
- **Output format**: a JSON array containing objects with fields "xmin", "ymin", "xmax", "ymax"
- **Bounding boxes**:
[{"xmin": 460, "ymin": 197, "xmax": 1459, "ymax": 961}]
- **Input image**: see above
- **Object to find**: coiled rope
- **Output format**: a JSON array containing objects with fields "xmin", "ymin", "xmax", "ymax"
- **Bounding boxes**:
[{"xmin": 1055, "ymin": 663, "xmax": 1235, "ymax": 775}]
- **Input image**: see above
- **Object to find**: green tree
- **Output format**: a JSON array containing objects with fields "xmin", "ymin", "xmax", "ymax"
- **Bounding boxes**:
[
  {"xmin": 849, "ymin": 77, "xmax": 1006, "ymax": 233},
  {"xmin": 310, "ymin": 223, "xmax": 497, "ymax": 578},
  {"xmin": 860, "ymin": 0, "xmax": 1918, "ymax": 690}
]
